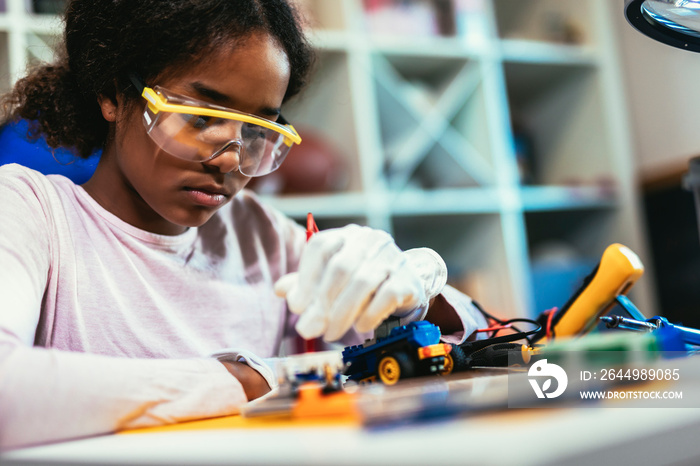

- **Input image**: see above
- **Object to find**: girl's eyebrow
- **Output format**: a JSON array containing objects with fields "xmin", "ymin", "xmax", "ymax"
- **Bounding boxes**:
[{"xmin": 189, "ymin": 81, "xmax": 281, "ymax": 118}]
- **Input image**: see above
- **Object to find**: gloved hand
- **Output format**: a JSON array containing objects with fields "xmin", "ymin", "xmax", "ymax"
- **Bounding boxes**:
[{"xmin": 274, "ymin": 224, "xmax": 448, "ymax": 342}]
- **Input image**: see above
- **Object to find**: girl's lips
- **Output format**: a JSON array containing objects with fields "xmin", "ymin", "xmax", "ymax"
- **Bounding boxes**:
[{"xmin": 183, "ymin": 187, "xmax": 228, "ymax": 207}]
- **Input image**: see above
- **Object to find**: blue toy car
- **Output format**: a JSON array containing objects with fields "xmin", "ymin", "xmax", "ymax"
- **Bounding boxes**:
[{"xmin": 342, "ymin": 321, "xmax": 451, "ymax": 385}]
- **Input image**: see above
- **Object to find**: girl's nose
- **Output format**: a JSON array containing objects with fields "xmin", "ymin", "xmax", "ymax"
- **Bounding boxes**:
[{"xmin": 202, "ymin": 139, "xmax": 243, "ymax": 173}]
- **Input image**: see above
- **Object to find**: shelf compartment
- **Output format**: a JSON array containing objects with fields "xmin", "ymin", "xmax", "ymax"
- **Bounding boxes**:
[
  {"xmin": 0, "ymin": 31, "xmax": 9, "ymax": 92},
  {"xmin": 283, "ymin": 50, "xmax": 363, "ymax": 193},
  {"xmin": 295, "ymin": 0, "xmax": 350, "ymax": 32},
  {"xmin": 360, "ymin": 0, "xmax": 458, "ymax": 39},
  {"xmin": 526, "ymin": 208, "xmax": 617, "ymax": 316},
  {"xmin": 504, "ymin": 61, "xmax": 614, "ymax": 187},
  {"xmin": 392, "ymin": 212, "xmax": 515, "ymax": 317},
  {"xmin": 306, "ymin": 29, "xmax": 359, "ymax": 52},
  {"xmin": 406, "ymin": 140, "xmax": 488, "ymax": 189},
  {"xmin": 493, "ymin": 0, "xmax": 592, "ymax": 46},
  {"xmin": 526, "ymin": 209, "xmax": 618, "ymax": 260},
  {"xmin": 25, "ymin": 30, "xmax": 58, "ymax": 67},
  {"xmin": 530, "ymin": 257, "xmax": 598, "ymax": 317},
  {"xmin": 29, "ymin": 0, "xmax": 65, "ymax": 15},
  {"xmin": 23, "ymin": 13, "xmax": 62, "ymax": 34},
  {"xmin": 373, "ymin": 53, "xmax": 495, "ymax": 190}
]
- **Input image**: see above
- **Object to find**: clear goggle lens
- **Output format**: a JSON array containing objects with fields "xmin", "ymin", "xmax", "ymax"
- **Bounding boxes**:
[{"xmin": 141, "ymin": 86, "xmax": 300, "ymax": 177}]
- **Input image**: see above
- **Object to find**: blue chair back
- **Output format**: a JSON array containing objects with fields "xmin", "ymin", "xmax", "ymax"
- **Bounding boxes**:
[{"xmin": 0, "ymin": 119, "xmax": 100, "ymax": 184}]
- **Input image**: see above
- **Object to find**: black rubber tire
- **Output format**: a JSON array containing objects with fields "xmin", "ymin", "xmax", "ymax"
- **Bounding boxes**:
[{"xmin": 448, "ymin": 344, "xmax": 471, "ymax": 372}]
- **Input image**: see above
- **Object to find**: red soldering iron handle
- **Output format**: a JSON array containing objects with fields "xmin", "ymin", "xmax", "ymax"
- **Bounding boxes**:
[
  {"xmin": 306, "ymin": 212, "xmax": 319, "ymax": 241},
  {"xmin": 302, "ymin": 212, "xmax": 320, "ymax": 353}
]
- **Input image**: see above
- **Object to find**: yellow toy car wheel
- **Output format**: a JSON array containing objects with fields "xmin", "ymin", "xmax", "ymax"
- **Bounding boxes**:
[
  {"xmin": 378, "ymin": 353, "xmax": 414, "ymax": 385},
  {"xmin": 442, "ymin": 353, "xmax": 454, "ymax": 375},
  {"xmin": 378, "ymin": 356, "xmax": 400, "ymax": 385}
]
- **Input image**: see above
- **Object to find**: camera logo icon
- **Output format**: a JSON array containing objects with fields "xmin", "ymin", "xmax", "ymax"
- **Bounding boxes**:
[{"xmin": 528, "ymin": 359, "xmax": 568, "ymax": 399}]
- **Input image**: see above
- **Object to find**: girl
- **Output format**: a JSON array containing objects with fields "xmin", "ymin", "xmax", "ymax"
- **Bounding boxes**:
[{"xmin": 0, "ymin": 0, "xmax": 486, "ymax": 449}]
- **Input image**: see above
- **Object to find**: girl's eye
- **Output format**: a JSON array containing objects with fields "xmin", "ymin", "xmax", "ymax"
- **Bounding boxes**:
[
  {"xmin": 181, "ymin": 114, "xmax": 214, "ymax": 129},
  {"xmin": 242, "ymin": 124, "xmax": 266, "ymax": 140},
  {"xmin": 192, "ymin": 115, "xmax": 212, "ymax": 129}
]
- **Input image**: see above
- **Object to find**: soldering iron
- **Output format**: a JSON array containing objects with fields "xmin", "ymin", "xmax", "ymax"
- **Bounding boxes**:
[{"xmin": 600, "ymin": 315, "xmax": 700, "ymax": 346}]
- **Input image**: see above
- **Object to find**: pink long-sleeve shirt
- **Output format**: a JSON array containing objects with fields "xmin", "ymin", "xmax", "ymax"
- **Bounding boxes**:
[{"xmin": 0, "ymin": 163, "xmax": 485, "ymax": 450}]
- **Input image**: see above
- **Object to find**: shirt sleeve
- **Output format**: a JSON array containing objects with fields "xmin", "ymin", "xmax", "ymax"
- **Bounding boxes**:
[
  {"xmin": 0, "ymin": 339, "xmax": 248, "ymax": 449},
  {"xmin": 0, "ymin": 166, "xmax": 248, "ymax": 450},
  {"xmin": 437, "ymin": 285, "xmax": 489, "ymax": 345},
  {"xmin": 0, "ymin": 165, "xmax": 52, "ymax": 348}
]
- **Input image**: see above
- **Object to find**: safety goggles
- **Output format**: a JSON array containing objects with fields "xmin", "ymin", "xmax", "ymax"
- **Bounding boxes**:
[{"xmin": 129, "ymin": 75, "xmax": 301, "ymax": 177}]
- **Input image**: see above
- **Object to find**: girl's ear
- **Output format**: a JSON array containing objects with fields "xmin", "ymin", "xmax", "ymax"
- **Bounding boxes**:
[{"xmin": 97, "ymin": 95, "xmax": 117, "ymax": 122}]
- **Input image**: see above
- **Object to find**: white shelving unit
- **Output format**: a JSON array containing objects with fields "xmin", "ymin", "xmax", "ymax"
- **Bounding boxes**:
[
  {"xmin": 276, "ymin": 0, "xmax": 654, "ymax": 319},
  {"xmin": 0, "ymin": 0, "xmax": 656, "ymax": 320},
  {"xmin": 0, "ymin": 0, "xmax": 62, "ymax": 92}
]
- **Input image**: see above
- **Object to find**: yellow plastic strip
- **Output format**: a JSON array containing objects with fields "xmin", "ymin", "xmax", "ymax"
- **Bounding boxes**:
[
  {"xmin": 119, "ymin": 412, "xmax": 359, "ymax": 435},
  {"xmin": 142, "ymin": 87, "xmax": 301, "ymax": 144}
]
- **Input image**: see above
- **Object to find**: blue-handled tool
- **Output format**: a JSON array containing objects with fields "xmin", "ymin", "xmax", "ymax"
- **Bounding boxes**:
[{"xmin": 600, "ymin": 315, "xmax": 700, "ymax": 346}]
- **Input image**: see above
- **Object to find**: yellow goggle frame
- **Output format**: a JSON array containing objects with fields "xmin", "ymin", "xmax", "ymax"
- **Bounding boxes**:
[{"xmin": 140, "ymin": 86, "xmax": 302, "ymax": 148}]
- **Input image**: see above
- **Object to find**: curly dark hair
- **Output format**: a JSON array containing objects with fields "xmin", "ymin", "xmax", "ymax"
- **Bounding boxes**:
[{"xmin": 1, "ymin": 0, "xmax": 315, "ymax": 158}]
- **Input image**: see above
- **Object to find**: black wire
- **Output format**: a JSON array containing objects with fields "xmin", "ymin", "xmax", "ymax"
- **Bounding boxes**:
[
  {"xmin": 472, "ymin": 299, "xmax": 503, "ymax": 324},
  {"xmin": 471, "ymin": 299, "xmax": 536, "ymax": 343},
  {"xmin": 471, "ymin": 300, "xmax": 512, "ymax": 339},
  {"xmin": 459, "ymin": 317, "xmax": 542, "ymax": 353},
  {"xmin": 498, "ymin": 318, "xmax": 541, "ymax": 346}
]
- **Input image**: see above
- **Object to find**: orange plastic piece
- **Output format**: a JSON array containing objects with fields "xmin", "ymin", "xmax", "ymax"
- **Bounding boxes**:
[
  {"xmin": 291, "ymin": 383, "xmax": 359, "ymax": 421},
  {"xmin": 417, "ymin": 343, "xmax": 451, "ymax": 360}
]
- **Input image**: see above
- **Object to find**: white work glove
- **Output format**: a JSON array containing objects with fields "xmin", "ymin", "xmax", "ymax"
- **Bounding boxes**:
[{"xmin": 274, "ymin": 224, "xmax": 448, "ymax": 342}]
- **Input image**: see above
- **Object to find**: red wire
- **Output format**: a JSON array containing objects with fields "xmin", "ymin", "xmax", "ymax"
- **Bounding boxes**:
[
  {"xmin": 475, "ymin": 323, "xmax": 513, "ymax": 333},
  {"xmin": 545, "ymin": 307, "xmax": 558, "ymax": 341}
]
